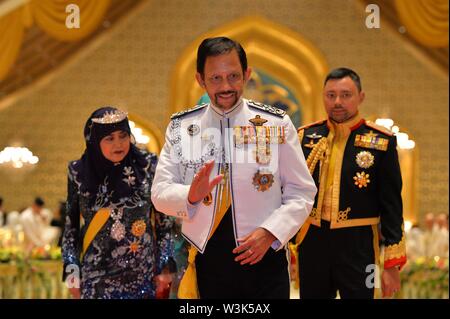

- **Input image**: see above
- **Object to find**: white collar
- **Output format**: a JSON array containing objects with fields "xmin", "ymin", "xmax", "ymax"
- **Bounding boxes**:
[{"xmin": 209, "ymin": 98, "xmax": 244, "ymax": 119}]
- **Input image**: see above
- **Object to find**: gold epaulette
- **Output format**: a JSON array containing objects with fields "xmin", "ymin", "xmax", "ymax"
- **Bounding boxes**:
[
  {"xmin": 170, "ymin": 104, "xmax": 208, "ymax": 120},
  {"xmin": 365, "ymin": 120, "xmax": 394, "ymax": 136},
  {"xmin": 297, "ymin": 119, "xmax": 327, "ymax": 132}
]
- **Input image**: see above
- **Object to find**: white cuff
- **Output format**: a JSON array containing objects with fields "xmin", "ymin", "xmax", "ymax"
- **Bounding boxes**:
[
  {"xmin": 186, "ymin": 199, "xmax": 201, "ymax": 219},
  {"xmin": 271, "ymin": 240, "xmax": 282, "ymax": 251}
]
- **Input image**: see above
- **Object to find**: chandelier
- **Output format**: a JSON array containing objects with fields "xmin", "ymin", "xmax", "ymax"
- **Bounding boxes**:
[
  {"xmin": 0, "ymin": 146, "xmax": 39, "ymax": 169},
  {"xmin": 375, "ymin": 119, "xmax": 415, "ymax": 150}
]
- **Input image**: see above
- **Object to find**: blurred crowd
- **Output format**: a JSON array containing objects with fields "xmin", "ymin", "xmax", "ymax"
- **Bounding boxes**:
[
  {"xmin": 406, "ymin": 212, "xmax": 449, "ymax": 261},
  {"xmin": 0, "ymin": 196, "xmax": 65, "ymax": 252}
]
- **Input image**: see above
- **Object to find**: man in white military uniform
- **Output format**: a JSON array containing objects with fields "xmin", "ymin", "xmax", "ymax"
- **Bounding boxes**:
[{"xmin": 151, "ymin": 37, "xmax": 316, "ymax": 298}]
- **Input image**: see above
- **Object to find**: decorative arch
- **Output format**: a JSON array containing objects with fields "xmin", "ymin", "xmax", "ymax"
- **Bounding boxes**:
[
  {"xmin": 128, "ymin": 112, "xmax": 163, "ymax": 154},
  {"xmin": 169, "ymin": 15, "xmax": 329, "ymax": 125}
]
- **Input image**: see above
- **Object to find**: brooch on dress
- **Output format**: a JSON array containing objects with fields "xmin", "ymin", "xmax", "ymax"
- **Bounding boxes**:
[
  {"xmin": 131, "ymin": 219, "xmax": 146, "ymax": 237},
  {"xmin": 128, "ymin": 239, "xmax": 141, "ymax": 254},
  {"xmin": 122, "ymin": 166, "xmax": 136, "ymax": 186},
  {"xmin": 110, "ymin": 208, "xmax": 125, "ymax": 241}
]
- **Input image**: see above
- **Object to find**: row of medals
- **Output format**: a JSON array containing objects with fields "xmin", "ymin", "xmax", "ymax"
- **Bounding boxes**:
[{"xmin": 193, "ymin": 115, "xmax": 284, "ymax": 208}]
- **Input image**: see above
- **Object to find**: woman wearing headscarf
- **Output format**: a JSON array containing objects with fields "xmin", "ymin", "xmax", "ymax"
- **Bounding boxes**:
[{"xmin": 62, "ymin": 106, "xmax": 175, "ymax": 299}]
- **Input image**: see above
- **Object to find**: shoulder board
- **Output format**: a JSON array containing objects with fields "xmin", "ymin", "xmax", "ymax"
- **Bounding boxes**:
[
  {"xmin": 297, "ymin": 119, "xmax": 327, "ymax": 132},
  {"xmin": 170, "ymin": 104, "xmax": 208, "ymax": 120},
  {"xmin": 247, "ymin": 100, "xmax": 286, "ymax": 118},
  {"xmin": 365, "ymin": 120, "xmax": 394, "ymax": 136}
]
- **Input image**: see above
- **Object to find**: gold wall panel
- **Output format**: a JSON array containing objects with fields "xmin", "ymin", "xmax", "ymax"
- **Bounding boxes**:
[{"xmin": 0, "ymin": 1, "xmax": 447, "ymax": 223}]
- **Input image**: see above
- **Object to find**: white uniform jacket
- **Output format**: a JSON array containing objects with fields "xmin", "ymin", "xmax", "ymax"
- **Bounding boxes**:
[{"xmin": 151, "ymin": 99, "xmax": 317, "ymax": 253}]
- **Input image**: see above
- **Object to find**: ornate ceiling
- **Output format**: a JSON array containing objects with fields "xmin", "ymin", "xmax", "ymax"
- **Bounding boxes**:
[
  {"xmin": 360, "ymin": 0, "xmax": 448, "ymax": 74},
  {"xmin": 0, "ymin": 0, "xmax": 144, "ymax": 105},
  {"xmin": 0, "ymin": 0, "xmax": 447, "ymax": 108}
]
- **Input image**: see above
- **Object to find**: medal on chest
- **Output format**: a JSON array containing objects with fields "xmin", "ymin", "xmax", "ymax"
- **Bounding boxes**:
[
  {"xmin": 354, "ymin": 130, "xmax": 388, "ymax": 151},
  {"xmin": 233, "ymin": 115, "xmax": 286, "ymax": 165},
  {"xmin": 253, "ymin": 169, "xmax": 274, "ymax": 192},
  {"xmin": 355, "ymin": 151, "xmax": 375, "ymax": 169}
]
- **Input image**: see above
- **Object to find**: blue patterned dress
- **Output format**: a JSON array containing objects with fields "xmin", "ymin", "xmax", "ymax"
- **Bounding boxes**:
[{"xmin": 62, "ymin": 152, "xmax": 175, "ymax": 299}]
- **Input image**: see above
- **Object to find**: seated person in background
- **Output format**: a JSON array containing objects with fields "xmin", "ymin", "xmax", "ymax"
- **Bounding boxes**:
[{"xmin": 20, "ymin": 197, "xmax": 59, "ymax": 250}]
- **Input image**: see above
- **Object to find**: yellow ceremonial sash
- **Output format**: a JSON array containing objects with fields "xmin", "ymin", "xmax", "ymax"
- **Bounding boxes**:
[
  {"xmin": 82, "ymin": 208, "xmax": 111, "ymax": 259},
  {"xmin": 371, "ymin": 224, "xmax": 381, "ymax": 299},
  {"xmin": 178, "ymin": 180, "xmax": 231, "ymax": 299},
  {"xmin": 289, "ymin": 218, "xmax": 312, "ymax": 289}
]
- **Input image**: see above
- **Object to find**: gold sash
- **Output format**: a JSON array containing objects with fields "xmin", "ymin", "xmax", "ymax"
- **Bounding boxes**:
[
  {"xmin": 178, "ymin": 179, "xmax": 231, "ymax": 299},
  {"xmin": 82, "ymin": 208, "xmax": 111, "ymax": 259},
  {"xmin": 289, "ymin": 137, "xmax": 324, "ymax": 288}
]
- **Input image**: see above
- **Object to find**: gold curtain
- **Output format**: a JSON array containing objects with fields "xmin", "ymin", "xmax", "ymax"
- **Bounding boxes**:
[
  {"xmin": 0, "ymin": 0, "xmax": 111, "ymax": 81},
  {"xmin": 0, "ymin": 6, "xmax": 30, "ymax": 81},
  {"xmin": 30, "ymin": 0, "xmax": 111, "ymax": 42},
  {"xmin": 395, "ymin": 0, "xmax": 449, "ymax": 48}
]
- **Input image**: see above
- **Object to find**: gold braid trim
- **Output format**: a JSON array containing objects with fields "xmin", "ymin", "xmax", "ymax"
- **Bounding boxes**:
[
  {"xmin": 297, "ymin": 129, "xmax": 304, "ymax": 142},
  {"xmin": 293, "ymin": 131, "xmax": 327, "ymax": 248},
  {"xmin": 384, "ymin": 231, "xmax": 407, "ymax": 261},
  {"xmin": 306, "ymin": 137, "xmax": 328, "ymax": 174}
]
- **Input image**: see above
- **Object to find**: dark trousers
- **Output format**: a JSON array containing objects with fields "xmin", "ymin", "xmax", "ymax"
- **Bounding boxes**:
[
  {"xmin": 196, "ymin": 208, "xmax": 290, "ymax": 299},
  {"xmin": 298, "ymin": 220, "xmax": 376, "ymax": 299}
]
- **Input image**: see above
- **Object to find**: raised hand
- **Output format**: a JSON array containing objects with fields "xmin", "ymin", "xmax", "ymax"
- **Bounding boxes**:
[{"xmin": 188, "ymin": 160, "xmax": 223, "ymax": 204}]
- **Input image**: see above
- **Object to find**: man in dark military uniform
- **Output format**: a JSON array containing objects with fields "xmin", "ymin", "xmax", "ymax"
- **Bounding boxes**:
[{"xmin": 294, "ymin": 67, "xmax": 406, "ymax": 299}]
